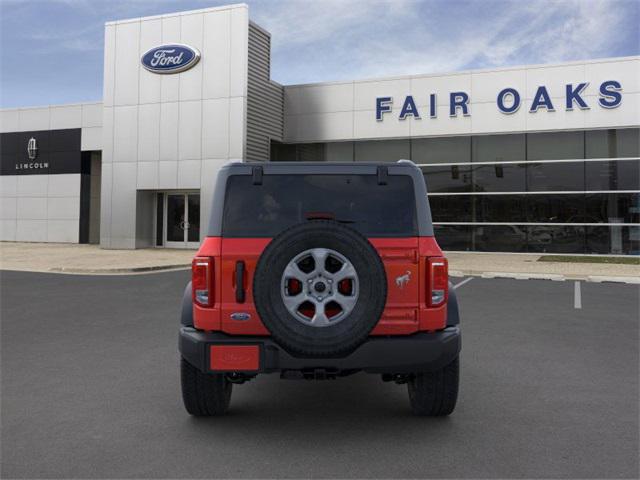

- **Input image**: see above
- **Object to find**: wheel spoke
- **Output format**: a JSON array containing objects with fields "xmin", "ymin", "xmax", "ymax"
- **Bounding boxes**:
[
  {"xmin": 333, "ymin": 292, "xmax": 358, "ymax": 312},
  {"xmin": 332, "ymin": 262, "xmax": 357, "ymax": 282},
  {"xmin": 281, "ymin": 295, "xmax": 305, "ymax": 315},
  {"xmin": 283, "ymin": 262, "xmax": 309, "ymax": 282},
  {"xmin": 310, "ymin": 302, "xmax": 331, "ymax": 327},
  {"xmin": 311, "ymin": 248, "xmax": 329, "ymax": 274}
]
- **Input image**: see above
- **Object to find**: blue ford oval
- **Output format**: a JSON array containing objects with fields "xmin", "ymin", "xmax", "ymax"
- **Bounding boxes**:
[{"xmin": 141, "ymin": 44, "xmax": 201, "ymax": 74}]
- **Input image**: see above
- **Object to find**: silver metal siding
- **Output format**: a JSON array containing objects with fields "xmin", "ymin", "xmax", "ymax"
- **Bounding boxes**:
[{"xmin": 246, "ymin": 23, "xmax": 284, "ymax": 162}]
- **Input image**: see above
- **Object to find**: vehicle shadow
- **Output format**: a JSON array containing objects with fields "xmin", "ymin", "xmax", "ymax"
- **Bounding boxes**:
[{"xmin": 182, "ymin": 372, "xmax": 458, "ymax": 437}]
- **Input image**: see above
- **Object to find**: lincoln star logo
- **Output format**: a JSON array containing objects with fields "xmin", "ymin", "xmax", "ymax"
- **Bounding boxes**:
[
  {"xmin": 27, "ymin": 137, "xmax": 38, "ymax": 160},
  {"xmin": 395, "ymin": 270, "xmax": 411, "ymax": 289},
  {"xmin": 16, "ymin": 137, "xmax": 48, "ymax": 171},
  {"xmin": 141, "ymin": 44, "xmax": 200, "ymax": 74}
]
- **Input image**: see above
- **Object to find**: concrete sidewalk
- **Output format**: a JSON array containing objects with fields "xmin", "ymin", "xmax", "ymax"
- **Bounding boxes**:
[
  {"xmin": 1, "ymin": 242, "xmax": 638, "ymax": 282},
  {"xmin": 446, "ymin": 252, "xmax": 640, "ymax": 283},
  {"xmin": 0, "ymin": 242, "xmax": 195, "ymax": 274}
]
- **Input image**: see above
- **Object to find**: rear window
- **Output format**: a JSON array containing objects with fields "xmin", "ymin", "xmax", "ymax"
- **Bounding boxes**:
[{"xmin": 222, "ymin": 174, "xmax": 417, "ymax": 237}]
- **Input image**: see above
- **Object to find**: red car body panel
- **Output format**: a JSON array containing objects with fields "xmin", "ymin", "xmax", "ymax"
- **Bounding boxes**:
[{"xmin": 193, "ymin": 235, "xmax": 447, "ymax": 335}]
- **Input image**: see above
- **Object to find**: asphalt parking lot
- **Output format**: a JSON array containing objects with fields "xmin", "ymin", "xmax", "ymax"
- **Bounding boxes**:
[{"xmin": 1, "ymin": 270, "xmax": 638, "ymax": 479}]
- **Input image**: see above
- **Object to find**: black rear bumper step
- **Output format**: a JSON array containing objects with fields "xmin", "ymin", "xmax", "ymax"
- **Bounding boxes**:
[{"xmin": 179, "ymin": 327, "xmax": 461, "ymax": 375}]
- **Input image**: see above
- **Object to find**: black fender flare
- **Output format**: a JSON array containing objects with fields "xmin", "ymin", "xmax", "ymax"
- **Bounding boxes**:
[
  {"xmin": 180, "ymin": 281, "xmax": 193, "ymax": 327},
  {"xmin": 447, "ymin": 281, "xmax": 460, "ymax": 326}
]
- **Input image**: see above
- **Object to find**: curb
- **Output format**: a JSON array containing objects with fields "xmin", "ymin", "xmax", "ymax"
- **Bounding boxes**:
[
  {"xmin": 48, "ymin": 264, "xmax": 191, "ymax": 274},
  {"xmin": 587, "ymin": 275, "xmax": 640, "ymax": 284},
  {"xmin": 481, "ymin": 271, "xmax": 565, "ymax": 281},
  {"xmin": 449, "ymin": 269, "xmax": 639, "ymax": 284}
]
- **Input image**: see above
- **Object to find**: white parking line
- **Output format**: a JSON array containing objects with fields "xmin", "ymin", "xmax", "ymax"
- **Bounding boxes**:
[
  {"xmin": 574, "ymin": 281, "xmax": 582, "ymax": 309},
  {"xmin": 453, "ymin": 277, "xmax": 474, "ymax": 290}
]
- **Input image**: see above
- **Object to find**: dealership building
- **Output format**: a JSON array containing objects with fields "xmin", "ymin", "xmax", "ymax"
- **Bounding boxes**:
[{"xmin": 1, "ymin": 3, "xmax": 638, "ymax": 254}]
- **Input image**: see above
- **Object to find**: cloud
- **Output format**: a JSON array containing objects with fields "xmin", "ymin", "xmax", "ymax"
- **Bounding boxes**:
[
  {"xmin": 251, "ymin": 0, "xmax": 416, "ymax": 49},
  {"xmin": 0, "ymin": 0, "xmax": 637, "ymax": 107},
  {"xmin": 25, "ymin": 24, "xmax": 103, "ymax": 53},
  {"xmin": 254, "ymin": 0, "xmax": 637, "ymax": 84},
  {"xmin": 475, "ymin": 0, "xmax": 628, "ymax": 66}
]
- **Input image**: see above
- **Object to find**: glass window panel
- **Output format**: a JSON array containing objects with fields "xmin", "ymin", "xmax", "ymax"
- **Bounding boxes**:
[
  {"xmin": 354, "ymin": 139, "xmax": 410, "ymax": 163},
  {"xmin": 296, "ymin": 143, "xmax": 326, "ymax": 162},
  {"xmin": 526, "ymin": 194, "xmax": 585, "ymax": 223},
  {"xmin": 587, "ymin": 226, "xmax": 640, "ymax": 255},
  {"xmin": 472, "ymin": 134, "xmax": 525, "ymax": 162},
  {"xmin": 585, "ymin": 128, "xmax": 640, "ymax": 158},
  {"xmin": 527, "ymin": 162, "xmax": 585, "ymax": 191},
  {"xmin": 428, "ymin": 195, "xmax": 473, "ymax": 222},
  {"xmin": 223, "ymin": 174, "xmax": 417, "ymax": 237},
  {"xmin": 166, "ymin": 194, "xmax": 185, "ymax": 242},
  {"xmin": 422, "ymin": 165, "xmax": 473, "ymax": 193},
  {"xmin": 411, "ymin": 136, "xmax": 471, "ymax": 164},
  {"xmin": 434, "ymin": 225, "xmax": 472, "ymax": 251},
  {"xmin": 473, "ymin": 225, "xmax": 528, "ymax": 252},
  {"xmin": 527, "ymin": 131, "xmax": 584, "ymax": 160},
  {"xmin": 526, "ymin": 226, "xmax": 585, "ymax": 254},
  {"xmin": 585, "ymin": 192, "xmax": 640, "ymax": 224},
  {"xmin": 270, "ymin": 142, "xmax": 297, "ymax": 161},
  {"xmin": 475, "ymin": 195, "xmax": 527, "ymax": 223},
  {"xmin": 272, "ymin": 142, "xmax": 356, "ymax": 162},
  {"xmin": 325, "ymin": 142, "xmax": 354, "ymax": 162},
  {"xmin": 155, "ymin": 193, "xmax": 163, "ymax": 246},
  {"xmin": 616, "ymin": 129, "xmax": 640, "ymax": 157},
  {"xmin": 187, "ymin": 194, "xmax": 200, "ymax": 242},
  {"xmin": 585, "ymin": 160, "xmax": 640, "ymax": 191},
  {"xmin": 472, "ymin": 163, "xmax": 526, "ymax": 192}
]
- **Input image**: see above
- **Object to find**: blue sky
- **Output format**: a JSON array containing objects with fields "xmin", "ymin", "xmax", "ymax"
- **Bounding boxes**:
[{"xmin": 1, "ymin": 0, "xmax": 638, "ymax": 108}]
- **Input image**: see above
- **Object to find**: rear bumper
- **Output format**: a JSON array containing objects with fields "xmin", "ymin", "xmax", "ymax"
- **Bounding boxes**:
[{"xmin": 179, "ymin": 326, "xmax": 461, "ymax": 375}]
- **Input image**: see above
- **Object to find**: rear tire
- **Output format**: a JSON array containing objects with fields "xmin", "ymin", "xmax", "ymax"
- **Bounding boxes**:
[
  {"xmin": 407, "ymin": 357, "xmax": 459, "ymax": 416},
  {"xmin": 181, "ymin": 358, "xmax": 232, "ymax": 416}
]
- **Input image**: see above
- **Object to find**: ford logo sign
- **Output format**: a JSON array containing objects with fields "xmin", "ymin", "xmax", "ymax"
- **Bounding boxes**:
[{"xmin": 141, "ymin": 44, "xmax": 200, "ymax": 74}]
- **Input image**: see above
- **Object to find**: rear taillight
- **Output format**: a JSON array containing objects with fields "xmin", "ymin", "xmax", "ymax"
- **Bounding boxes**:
[
  {"xmin": 427, "ymin": 257, "xmax": 448, "ymax": 307},
  {"xmin": 192, "ymin": 257, "xmax": 213, "ymax": 307}
]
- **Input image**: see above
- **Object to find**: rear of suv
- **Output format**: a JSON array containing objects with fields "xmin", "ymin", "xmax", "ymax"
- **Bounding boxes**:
[{"xmin": 179, "ymin": 161, "xmax": 461, "ymax": 416}]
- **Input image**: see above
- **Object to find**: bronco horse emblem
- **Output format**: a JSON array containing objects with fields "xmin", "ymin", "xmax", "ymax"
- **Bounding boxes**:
[{"xmin": 395, "ymin": 270, "xmax": 411, "ymax": 289}]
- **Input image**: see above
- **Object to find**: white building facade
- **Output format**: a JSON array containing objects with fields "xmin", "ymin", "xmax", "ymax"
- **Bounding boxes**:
[{"xmin": 1, "ymin": 4, "xmax": 638, "ymax": 254}]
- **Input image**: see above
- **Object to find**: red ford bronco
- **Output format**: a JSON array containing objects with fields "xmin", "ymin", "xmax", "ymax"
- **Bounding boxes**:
[{"xmin": 179, "ymin": 161, "xmax": 461, "ymax": 416}]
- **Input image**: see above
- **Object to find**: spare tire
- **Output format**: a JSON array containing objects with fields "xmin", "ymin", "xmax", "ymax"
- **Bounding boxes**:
[{"xmin": 253, "ymin": 220, "xmax": 387, "ymax": 357}]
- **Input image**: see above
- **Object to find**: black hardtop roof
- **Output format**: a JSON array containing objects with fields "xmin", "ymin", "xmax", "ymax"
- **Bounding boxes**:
[
  {"xmin": 219, "ymin": 160, "xmax": 421, "ymax": 175},
  {"xmin": 223, "ymin": 160, "xmax": 416, "ymax": 167},
  {"xmin": 207, "ymin": 160, "xmax": 434, "ymax": 236}
]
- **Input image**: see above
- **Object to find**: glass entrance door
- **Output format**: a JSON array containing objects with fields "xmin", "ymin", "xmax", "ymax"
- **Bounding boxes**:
[
  {"xmin": 164, "ymin": 193, "xmax": 200, "ymax": 248},
  {"xmin": 187, "ymin": 194, "xmax": 200, "ymax": 244}
]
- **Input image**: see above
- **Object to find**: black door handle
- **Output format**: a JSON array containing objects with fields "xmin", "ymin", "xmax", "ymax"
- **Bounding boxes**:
[{"xmin": 235, "ymin": 261, "xmax": 245, "ymax": 303}]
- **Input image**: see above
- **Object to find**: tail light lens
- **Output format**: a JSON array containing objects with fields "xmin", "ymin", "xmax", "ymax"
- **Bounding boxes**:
[
  {"xmin": 192, "ymin": 257, "xmax": 213, "ymax": 307},
  {"xmin": 427, "ymin": 257, "xmax": 448, "ymax": 307}
]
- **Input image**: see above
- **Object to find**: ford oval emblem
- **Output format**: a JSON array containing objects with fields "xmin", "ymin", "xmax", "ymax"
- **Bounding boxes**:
[
  {"xmin": 141, "ymin": 44, "xmax": 200, "ymax": 74},
  {"xmin": 230, "ymin": 312, "xmax": 251, "ymax": 321}
]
